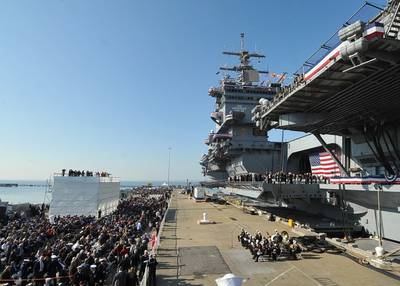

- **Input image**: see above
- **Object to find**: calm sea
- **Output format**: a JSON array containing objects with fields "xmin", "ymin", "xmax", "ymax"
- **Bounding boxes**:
[{"xmin": 0, "ymin": 180, "xmax": 192, "ymax": 205}]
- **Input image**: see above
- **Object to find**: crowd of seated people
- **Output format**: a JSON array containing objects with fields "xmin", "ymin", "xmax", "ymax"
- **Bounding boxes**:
[
  {"xmin": 228, "ymin": 171, "xmax": 330, "ymax": 184},
  {"xmin": 238, "ymin": 229, "xmax": 301, "ymax": 262},
  {"xmin": 61, "ymin": 170, "xmax": 111, "ymax": 178},
  {"xmin": 0, "ymin": 188, "xmax": 171, "ymax": 286}
]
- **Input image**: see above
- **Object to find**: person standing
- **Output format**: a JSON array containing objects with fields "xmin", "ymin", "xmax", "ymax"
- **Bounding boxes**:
[
  {"xmin": 33, "ymin": 255, "xmax": 46, "ymax": 286},
  {"xmin": 88, "ymin": 265, "xmax": 99, "ymax": 286},
  {"xmin": 118, "ymin": 254, "xmax": 130, "ymax": 272},
  {"xmin": 97, "ymin": 259, "xmax": 108, "ymax": 286},
  {"xmin": 138, "ymin": 250, "xmax": 149, "ymax": 280},
  {"xmin": 127, "ymin": 267, "xmax": 139, "ymax": 286},
  {"xmin": 111, "ymin": 268, "xmax": 128, "ymax": 286},
  {"xmin": 73, "ymin": 265, "xmax": 90, "ymax": 286},
  {"xmin": 47, "ymin": 255, "xmax": 62, "ymax": 280},
  {"xmin": 20, "ymin": 259, "xmax": 31, "ymax": 283},
  {"xmin": 147, "ymin": 255, "xmax": 158, "ymax": 286}
]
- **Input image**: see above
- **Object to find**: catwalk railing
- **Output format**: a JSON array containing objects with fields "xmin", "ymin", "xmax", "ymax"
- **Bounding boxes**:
[
  {"xmin": 257, "ymin": 2, "xmax": 385, "ymax": 115},
  {"xmin": 293, "ymin": 2, "xmax": 384, "ymax": 77}
]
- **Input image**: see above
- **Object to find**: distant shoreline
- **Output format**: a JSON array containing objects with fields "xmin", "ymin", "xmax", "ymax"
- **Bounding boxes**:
[{"xmin": 0, "ymin": 183, "xmax": 18, "ymax": 187}]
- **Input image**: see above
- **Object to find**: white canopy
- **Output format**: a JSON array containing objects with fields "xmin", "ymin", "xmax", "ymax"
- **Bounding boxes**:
[{"xmin": 215, "ymin": 273, "xmax": 243, "ymax": 286}]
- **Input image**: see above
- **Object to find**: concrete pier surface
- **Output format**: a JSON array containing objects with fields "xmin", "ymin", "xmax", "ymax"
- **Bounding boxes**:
[{"xmin": 156, "ymin": 191, "xmax": 400, "ymax": 286}]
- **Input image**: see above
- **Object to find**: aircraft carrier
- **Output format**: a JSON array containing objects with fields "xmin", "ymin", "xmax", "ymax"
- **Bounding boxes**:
[{"xmin": 201, "ymin": 0, "xmax": 400, "ymax": 245}]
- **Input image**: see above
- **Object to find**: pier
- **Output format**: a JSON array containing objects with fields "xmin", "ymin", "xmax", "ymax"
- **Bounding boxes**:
[
  {"xmin": 156, "ymin": 191, "xmax": 399, "ymax": 286},
  {"xmin": 0, "ymin": 183, "xmax": 48, "ymax": 188},
  {"xmin": 0, "ymin": 183, "xmax": 18, "ymax": 187}
]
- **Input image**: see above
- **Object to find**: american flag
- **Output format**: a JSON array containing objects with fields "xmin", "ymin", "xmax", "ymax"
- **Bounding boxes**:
[{"xmin": 309, "ymin": 152, "xmax": 340, "ymax": 177}]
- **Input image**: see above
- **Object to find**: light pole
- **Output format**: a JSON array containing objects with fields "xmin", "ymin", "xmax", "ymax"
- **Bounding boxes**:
[
  {"xmin": 376, "ymin": 184, "xmax": 383, "ymax": 247},
  {"xmin": 167, "ymin": 147, "xmax": 172, "ymax": 187}
]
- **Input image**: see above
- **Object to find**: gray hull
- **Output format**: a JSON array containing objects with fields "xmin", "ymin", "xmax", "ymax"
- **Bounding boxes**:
[{"xmin": 222, "ymin": 182, "xmax": 400, "ymax": 241}]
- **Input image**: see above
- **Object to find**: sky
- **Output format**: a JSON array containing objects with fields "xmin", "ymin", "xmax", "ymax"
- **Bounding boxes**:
[{"xmin": 0, "ymin": 0, "xmax": 387, "ymax": 181}]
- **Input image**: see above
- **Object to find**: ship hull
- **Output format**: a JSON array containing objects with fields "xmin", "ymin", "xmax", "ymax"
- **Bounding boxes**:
[{"xmin": 219, "ymin": 182, "xmax": 400, "ymax": 241}]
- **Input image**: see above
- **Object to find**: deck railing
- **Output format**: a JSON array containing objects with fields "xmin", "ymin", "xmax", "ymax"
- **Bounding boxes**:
[
  {"xmin": 255, "ymin": 2, "xmax": 385, "ymax": 120},
  {"xmin": 293, "ymin": 2, "xmax": 384, "ymax": 77},
  {"xmin": 53, "ymin": 173, "xmax": 120, "ymax": 182}
]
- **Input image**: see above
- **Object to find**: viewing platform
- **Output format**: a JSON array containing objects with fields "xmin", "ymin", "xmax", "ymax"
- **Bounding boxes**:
[
  {"xmin": 53, "ymin": 173, "xmax": 120, "ymax": 183},
  {"xmin": 49, "ymin": 171, "xmax": 120, "ymax": 220}
]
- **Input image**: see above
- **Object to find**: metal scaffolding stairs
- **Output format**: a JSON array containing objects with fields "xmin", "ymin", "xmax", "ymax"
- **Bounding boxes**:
[{"xmin": 387, "ymin": 2, "xmax": 400, "ymax": 39}]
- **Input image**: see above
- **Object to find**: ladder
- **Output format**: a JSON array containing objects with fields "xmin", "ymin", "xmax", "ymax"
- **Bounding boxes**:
[
  {"xmin": 42, "ymin": 177, "xmax": 53, "ymax": 207},
  {"xmin": 387, "ymin": 2, "xmax": 400, "ymax": 39}
]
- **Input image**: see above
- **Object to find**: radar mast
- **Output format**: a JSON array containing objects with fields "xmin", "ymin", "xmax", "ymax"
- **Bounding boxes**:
[{"xmin": 220, "ymin": 33, "xmax": 269, "ymax": 85}]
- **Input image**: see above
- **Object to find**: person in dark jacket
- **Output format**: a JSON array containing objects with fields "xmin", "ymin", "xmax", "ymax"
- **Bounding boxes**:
[
  {"xmin": 111, "ymin": 268, "xmax": 128, "ymax": 286},
  {"xmin": 73, "ymin": 265, "xmax": 90, "ymax": 286},
  {"xmin": 20, "ymin": 259, "xmax": 31, "ymax": 281},
  {"xmin": 0, "ymin": 265, "xmax": 12, "ymax": 281},
  {"xmin": 127, "ymin": 267, "xmax": 139, "ymax": 286},
  {"xmin": 147, "ymin": 255, "xmax": 158, "ymax": 286},
  {"xmin": 138, "ymin": 250, "xmax": 149, "ymax": 280},
  {"xmin": 64, "ymin": 248, "xmax": 78, "ymax": 267},
  {"xmin": 33, "ymin": 256, "xmax": 47, "ymax": 286},
  {"xmin": 130, "ymin": 249, "xmax": 140, "ymax": 270},
  {"xmin": 118, "ymin": 254, "xmax": 130, "ymax": 272},
  {"xmin": 97, "ymin": 259, "xmax": 108, "ymax": 286},
  {"xmin": 47, "ymin": 255, "xmax": 63, "ymax": 279},
  {"xmin": 88, "ymin": 265, "xmax": 100, "ymax": 286}
]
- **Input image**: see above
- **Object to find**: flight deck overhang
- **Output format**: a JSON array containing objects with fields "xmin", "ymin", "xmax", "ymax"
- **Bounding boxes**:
[
  {"xmin": 278, "ymin": 113, "xmax": 325, "ymax": 129},
  {"xmin": 256, "ymin": 37, "xmax": 400, "ymax": 136}
]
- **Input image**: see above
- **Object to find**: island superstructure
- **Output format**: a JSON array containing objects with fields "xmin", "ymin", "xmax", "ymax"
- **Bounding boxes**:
[{"xmin": 200, "ymin": 34, "xmax": 282, "ymax": 181}]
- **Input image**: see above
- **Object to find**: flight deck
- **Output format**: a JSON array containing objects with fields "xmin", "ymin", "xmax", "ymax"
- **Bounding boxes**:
[{"xmin": 156, "ymin": 191, "xmax": 400, "ymax": 286}]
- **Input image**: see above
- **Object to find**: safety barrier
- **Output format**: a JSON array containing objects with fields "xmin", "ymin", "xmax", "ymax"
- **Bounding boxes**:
[{"xmin": 0, "ymin": 274, "xmax": 72, "ymax": 284}]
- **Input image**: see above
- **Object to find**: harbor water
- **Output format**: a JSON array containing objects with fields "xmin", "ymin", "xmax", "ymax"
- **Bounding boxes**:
[{"xmin": 0, "ymin": 180, "xmax": 48, "ymax": 204}]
